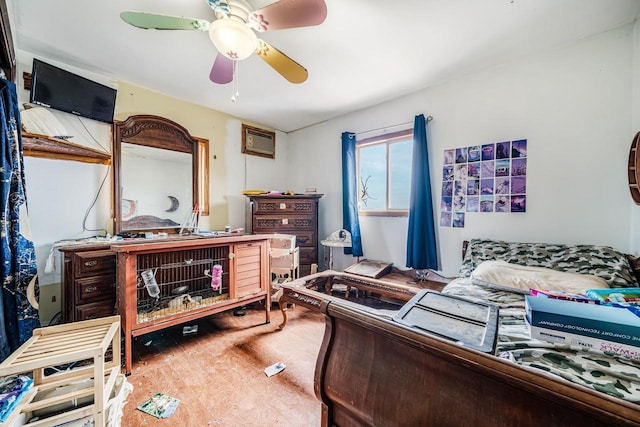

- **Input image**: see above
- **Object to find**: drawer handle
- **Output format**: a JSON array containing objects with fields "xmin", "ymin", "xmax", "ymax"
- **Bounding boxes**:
[
  {"xmin": 297, "ymin": 237, "xmax": 310, "ymax": 244},
  {"xmin": 84, "ymin": 260, "xmax": 98, "ymax": 267},
  {"xmin": 85, "ymin": 286, "xmax": 98, "ymax": 293}
]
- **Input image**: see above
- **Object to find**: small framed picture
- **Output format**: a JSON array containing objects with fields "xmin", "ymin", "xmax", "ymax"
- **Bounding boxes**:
[{"xmin": 242, "ymin": 124, "xmax": 276, "ymax": 159}]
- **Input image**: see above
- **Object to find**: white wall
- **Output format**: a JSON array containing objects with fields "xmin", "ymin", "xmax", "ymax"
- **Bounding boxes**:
[
  {"xmin": 289, "ymin": 24, "xmax": 636, "ymax": 276},
  {"xmin": 224, "ymin": 119, "xmax": 291, "ymax": 232},
  {"xmin": 16, "ymin": 51, "xmax": 116, "ymax": 322}
]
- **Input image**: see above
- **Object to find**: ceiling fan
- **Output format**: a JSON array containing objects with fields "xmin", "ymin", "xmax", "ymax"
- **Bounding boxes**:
[{"xmin": 120, "ymin": 0, "xmax": 327, "ymax": 88}]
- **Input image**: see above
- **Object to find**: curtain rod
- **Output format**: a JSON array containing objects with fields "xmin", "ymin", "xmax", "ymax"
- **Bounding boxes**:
[{"xmin": 355, "ymin": 115, "xmax": 433, "ymax": 137}]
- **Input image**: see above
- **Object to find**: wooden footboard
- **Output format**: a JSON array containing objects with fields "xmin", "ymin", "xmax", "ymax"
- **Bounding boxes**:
[{"xmin": 315, "ymin": 299, "xmax": 640, "ymax": 426}]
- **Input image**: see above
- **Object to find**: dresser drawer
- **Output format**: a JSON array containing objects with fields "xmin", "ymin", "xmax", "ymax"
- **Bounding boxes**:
[
  {"xmin": 293, "ymin": 231, "xmax": 316, "ymax": 248},
  {"xmin": 75, "ymin": 275, "xmax": 116, "ymax": 305},
  {"xmin": 253, "ymin": 198, "xmax": 318, "ymax": 215},
  {"xmin": 299, "ymin": 246, "xmax": 318, "ymax": 265},
  {"xmin": 253, "ymin": 215, "xmax": 316, "ymax": 231},
  {"xmin": 75, "ymin": 300, "xmax": 116, "ymax": 321},
  {"xmin": 74, "ymin": 250, "xmax": 116, "ymax": 277}
]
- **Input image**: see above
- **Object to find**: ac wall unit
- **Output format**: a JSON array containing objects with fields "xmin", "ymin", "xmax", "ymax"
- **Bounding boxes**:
[{"xmin": 242, "ymin": 124, "xmax": 275, "ymax": 159}]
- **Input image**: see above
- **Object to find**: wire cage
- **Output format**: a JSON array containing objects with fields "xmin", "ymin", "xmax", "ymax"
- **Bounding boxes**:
[{"xmin": 135, "ymin": 246, "xmax": 230, "ymax": 323}]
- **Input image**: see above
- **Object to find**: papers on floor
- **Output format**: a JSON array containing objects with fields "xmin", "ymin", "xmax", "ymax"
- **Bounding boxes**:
[
  {"xmin": 137, "ymin": 392, "xmax": 180, "ymax": 418},
  {"xmin": 264, "ymin": 362, "xmax": 286, "ymax": 377}
]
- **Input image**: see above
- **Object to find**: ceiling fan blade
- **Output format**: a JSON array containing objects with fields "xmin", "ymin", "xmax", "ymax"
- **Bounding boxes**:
[
  {"xmin": 120, "ymin": 11, "xmax": 209, "ymax": 31},
  {"xmin": 249, "ymin": 0, "xmax": 327, "ymax": 32},
  {"xmin": 255, "ymin": 40, "xmax": 308, "ymax": 84},
  {"xmin": 210, "ymin": 54, "xmax": 234, "ymax": 84}
]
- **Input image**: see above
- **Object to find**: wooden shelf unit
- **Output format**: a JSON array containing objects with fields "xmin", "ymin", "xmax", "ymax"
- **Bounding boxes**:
[
  {"xmin": 22, "ymin": 132, "xmax": 111, "ymax": 165},
  {"xmin": 0, "ymin": 316, "xmax": 121, "ymax": 427}
]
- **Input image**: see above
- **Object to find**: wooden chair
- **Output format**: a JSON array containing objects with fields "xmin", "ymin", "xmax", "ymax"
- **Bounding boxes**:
[{"xmin": 269, "ymin": 235, "xmax": 300, "ymax": 329}]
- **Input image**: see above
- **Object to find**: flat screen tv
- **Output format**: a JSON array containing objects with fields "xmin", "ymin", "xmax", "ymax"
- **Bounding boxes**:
[{"xmin": 29, "ymin": 59, "xmax": 117, "ymax": 124}]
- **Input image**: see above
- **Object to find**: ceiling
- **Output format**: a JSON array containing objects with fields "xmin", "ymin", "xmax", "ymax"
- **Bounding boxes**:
[{"xmin": 7, "ymin": 0, "xmax": 640, "ymax": 133}]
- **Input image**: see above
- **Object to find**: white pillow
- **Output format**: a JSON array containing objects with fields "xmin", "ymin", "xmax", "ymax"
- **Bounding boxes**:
[
  {"xmin": 470, "ymin": 260, "xmax": 609, "ymax": 294},
  {"xmin": 20, "ymin": 106, "xmax": 67, "ymax": 136}
]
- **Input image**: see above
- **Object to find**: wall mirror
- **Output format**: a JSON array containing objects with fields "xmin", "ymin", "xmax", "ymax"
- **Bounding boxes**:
[{"xmin": 113, "ymin": 115, "xmax": 200, "ymax": 234}]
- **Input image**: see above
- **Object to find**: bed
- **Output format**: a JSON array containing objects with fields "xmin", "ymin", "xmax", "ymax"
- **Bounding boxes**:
[{"xmin": 281, "ymin": 238, "xmax": 640, "ymax": 426}]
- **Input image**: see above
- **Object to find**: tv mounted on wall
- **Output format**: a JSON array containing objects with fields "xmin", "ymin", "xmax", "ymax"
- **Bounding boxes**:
[{"xmin": 29, "ymin": 59, "xmax": 117, "ymax": 124}]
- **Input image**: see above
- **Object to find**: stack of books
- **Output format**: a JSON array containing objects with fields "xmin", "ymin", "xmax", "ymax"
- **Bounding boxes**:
[{"xmin": 525, "ymin": 291, "xmax": 640, "ymax": 360}]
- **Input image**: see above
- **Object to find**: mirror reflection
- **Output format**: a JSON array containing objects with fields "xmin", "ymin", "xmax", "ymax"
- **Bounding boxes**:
[
  {"xmin": 120, "ymin": 143, "xmax": 192, "ymax": 231},
  {"xmin": 113, "ymin": 114, "xmax": 200, "ymax": 235}
]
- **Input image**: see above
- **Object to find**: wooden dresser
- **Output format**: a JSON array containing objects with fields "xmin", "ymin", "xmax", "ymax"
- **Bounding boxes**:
[
  {"xmin": 59, "ymin": 244, "xmax": 118, "ymax": 322},
  {"xmin": 247, "ymin": 194, "xmax": 323, "ymax": 276}
]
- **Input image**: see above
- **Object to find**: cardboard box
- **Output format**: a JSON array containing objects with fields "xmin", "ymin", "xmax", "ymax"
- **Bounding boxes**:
[
  {"xmin": 585, "ymin": 287, "xmax": 640, "ymax": 305},
  {"xmin": 529, "ymin": 289, "xmax": 600, "ymax": 304},
  {"xmin": 525, "ymin": 295, "xmax": 640, "ymax": 348},
  {"xmin": 527, "ymin": 323, "xmax": 640, "ymax": 361}
]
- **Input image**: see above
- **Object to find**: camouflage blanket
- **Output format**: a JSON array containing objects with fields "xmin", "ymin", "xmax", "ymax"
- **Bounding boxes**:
[
  {"xmin": 442, "ymin": 278, "xmax": 640, "ymax": 403},
  {"xmin": 459, "ymin": 238, "xmax": 638, "ymax": 288}
]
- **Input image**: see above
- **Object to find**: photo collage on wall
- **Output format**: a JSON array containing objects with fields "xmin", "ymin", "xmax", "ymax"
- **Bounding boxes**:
[{"xmin": 440, "ymin": 139, "xmax": 527, "ymax": 228}]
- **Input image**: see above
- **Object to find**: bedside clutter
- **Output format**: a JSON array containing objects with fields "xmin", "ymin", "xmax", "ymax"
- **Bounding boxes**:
[{"xmin": 525, "ymin": 289, "xmax": 640, "ymax": 361}]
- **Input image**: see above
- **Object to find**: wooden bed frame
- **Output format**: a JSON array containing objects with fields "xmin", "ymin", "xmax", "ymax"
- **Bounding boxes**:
[{"xmin": 282, "ymin": 266, "xmax": 640, "ymax": 426}]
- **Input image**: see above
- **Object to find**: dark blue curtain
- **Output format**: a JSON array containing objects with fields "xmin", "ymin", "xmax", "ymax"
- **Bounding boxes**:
[
  {"xmin": 0, "ymin": 79, "xmax": 40, "ymax": 361},
  {"xmin": 341, "ymin": 132, "xmax": 363, "ymax": 256},
  {"xmin": 406, "ymin": 114, "xmax": 438, "ymax": 269}
]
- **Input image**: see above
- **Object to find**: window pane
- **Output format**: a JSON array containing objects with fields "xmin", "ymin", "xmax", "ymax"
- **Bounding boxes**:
[
  {"xmin": 359, "ymin": 144, "xmax": 387, "ymax": 210},
  {"xmin": 390, "ymin": 140, "xmax": 413, "ymax": 209}
]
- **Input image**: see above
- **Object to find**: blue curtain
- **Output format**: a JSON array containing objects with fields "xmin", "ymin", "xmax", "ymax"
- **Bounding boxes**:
[
  {"xmin": 0, "ymin": 79, "xmax": 40, "ymax": 361},
  {"xmin": 406, "ymin": 114, "xmax": 438, "ymax": 269},
  {"xmin": 341, "ymin": 132, "xmax": 363, "ymax": 256}
]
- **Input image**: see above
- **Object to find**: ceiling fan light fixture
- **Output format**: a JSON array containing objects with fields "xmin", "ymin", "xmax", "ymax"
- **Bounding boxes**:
[{"xmin": 208, "ymin": 19, "xmax": 257, "ymax": 60}]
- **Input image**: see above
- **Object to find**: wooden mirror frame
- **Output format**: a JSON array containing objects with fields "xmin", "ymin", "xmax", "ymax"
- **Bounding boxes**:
[
  {"xmin": 113, "ymin": 115, "xmax": 199, "ymax": 235},
  {"xmin": 629, "ymin": 131, "xmax": 640, "ymax": 205}
]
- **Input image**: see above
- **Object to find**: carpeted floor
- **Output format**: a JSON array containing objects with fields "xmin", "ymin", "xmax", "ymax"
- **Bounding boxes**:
[{"xmin": 120, "ymin": 304, "xmax": 325, "ymax": 426}]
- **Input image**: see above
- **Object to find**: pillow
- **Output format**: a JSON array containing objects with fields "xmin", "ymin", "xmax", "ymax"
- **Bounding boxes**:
[
  {"xmin": 470, "ymin": 260, "xmax": 609, "ymax": 294},
  {"xmin": 20, "ymin": 106, "xmax": 67, "ymax": 136},
  {"xmin": 458, "ymin": 238, "xmax": 638, "ymax": 288}
]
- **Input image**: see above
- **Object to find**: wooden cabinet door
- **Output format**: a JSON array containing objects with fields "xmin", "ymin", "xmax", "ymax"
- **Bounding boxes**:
[{"xmin": 233, "ymin": 242, "xmax": 265, "ymax": 298}]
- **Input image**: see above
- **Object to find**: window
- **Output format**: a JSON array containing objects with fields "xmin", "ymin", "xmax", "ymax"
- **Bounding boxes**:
[{"xmin": 357, "ymin": 128, "xmax": 413, "ymax": 216}]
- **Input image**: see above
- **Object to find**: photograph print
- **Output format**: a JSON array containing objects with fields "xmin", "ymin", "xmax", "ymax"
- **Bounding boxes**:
[
  {"xmin": 511, "ymin": 195, "xmax": 526, "ymax": 212},
  {"xmin": 481, "ymin": 143, "xmax": 495, "ymax": 161},
  {"xmin": 467, "ymin": 145, "xmax": 481, "ymax": 162},
  {"xmin": 443, "ymin": 165, "xmax": 454, "ymax": 181},
  {"xmin": 442, "ymin": 181, "xmax": 453, "ymax": 197},
  {"xmin": 453, "ymin": 212, "xmax": 465, "ymax": 228},
  {"xmin": 467, "ymin": 196, "xmax": 479, "ymax": 212},
  {"xmin": 455, "ymin": 147, "xmax": 468, "ymax": 163},
  {"xmin": 480, "ymin": 195, "xmax": 494, "ymax": 212},
  {"xmin": 496, "ymin": 141, "xmax": 510, "ymax": 159},
  {"xmin": 440, "ymin": 211, "xmax": 452, "ymax": 227},
  {"xmin": 511, "ymin": 139, "xmax": 527, "ymax": 158},
  {"xmin": 512, "ymin": 158, "xmax": 527, "ymax": 176},
  {"xmin": 444, "ymin": 149, "xmax": 455, "ymax": 165}
]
